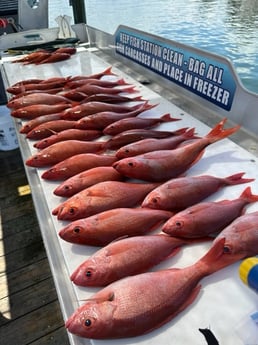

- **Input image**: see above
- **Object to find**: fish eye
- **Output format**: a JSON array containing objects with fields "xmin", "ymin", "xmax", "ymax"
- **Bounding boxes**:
[
  {"xmin": 69, "ymin": 207, "xmax": 76, "ymax": 214},
  {"xmin": 151, "ymin": 197, "xmax": 158, "ymax": 204},
  {"xmin": 128, "ymin": 162, "xmax": 134, "ymax": 167},
  {"xmin": 64, "ymin": 185, "xmax": 71, "ymax": 190},
  {"xmin": 73, "ymin": 226, "xmax": 81, "ymax": 234},
  {"xmin": 84, "ymin": 319, "xmax": 92, "ymax": 327},
  {"xmin": 175, "ymin": 221, "xmax": 183, "ymax": 228},
  {"xmin": 85, "ymin": 270, "xmax": 92, "ymax": 277},
  {"xmin": 223, "ymin": 245, "xmax": 232, "ymax": 253}
]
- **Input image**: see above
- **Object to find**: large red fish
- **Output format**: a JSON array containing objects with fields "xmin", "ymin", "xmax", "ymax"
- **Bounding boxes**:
[
  {"xmin": 214, "ymin": 210, "xmax": 258, "ymax": 257},
  {"xmin": 113, "ymin": 119, "xmax": 241, "ymax": 181},
  {"xmin": 65, "ymin": 237, "xmax": 241, "ymax": 339},
  {"xmin": 11, "ymin": 103, "xmax": 71, "ymax": 119},
  {"xmin": 70, "ymin": 234, "xmax": 208, "ymax": 287},
  {"xmin": 58, "ymin": 207, "xmax": 173, "ymax": 246},
  {"xmin": 53, "ymin": 166, "xmax": 124, "ymax": 197},
  {"xmin": 103, "ymin": 113, "xmax": 180, "ymax": 135},
  {"xmin": 26, "ymin": 140, "xmax": 106, "ymax": 167},
  {"xmin": 162, "ymin": 187, "xmax": 258, "ymax": 238},
  {"xmin": 34, "ymin": 129, "xmax": 102, "ymax": 149},
  {"xmin": 142, "ymin": 172, "xmax": 254, "ymax": 211},
  {"xmin": 41, "ymin": 153, "xmax": 117, "ymax": 180},
  {"xmin": 60, "ymin": 101, "xmax": 149, "ymax": 120},
  {"xmin": 7, "ymin": 92, "xmax": 70, "ymax": 109},
  {"xmin": 75, "ymin": 102, "xmax": 156, "ymax": 130},
  {"xmin": 26, "ymin": 120, "xmax": 78, "ymax": 140},
  {"xmin": 115, "ymin": 127, "xmax": 197, "ymax": 158},
  {"xmin": 53, "ymin": 181, "xmax": 160, "ymax": 221}
]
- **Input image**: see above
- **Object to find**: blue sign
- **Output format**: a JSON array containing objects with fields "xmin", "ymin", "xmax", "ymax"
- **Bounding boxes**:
[{"xmin": 115, "ymin": 27, "xmax": 236, "ymax": 111}]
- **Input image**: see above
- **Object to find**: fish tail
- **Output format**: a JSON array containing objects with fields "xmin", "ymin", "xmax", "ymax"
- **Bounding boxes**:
[
  {"xmin": 240, "ymin": 186, "xmax": 258, "ymax": 202},
  {"xmin": 103, "ymin": 66, "xmax": 117, "ymax": 76},
  {"xmin": 160, "ymin": 113, "xmax": 181, "ymax": 122},
  {"xmin": 199, "ymin": 238, "xmax": 241, "ymax": 275},
  {"xmin": 205, "ymin": 118, "xmax": 240, "ymax": 144},
  {"xmin": 131, "ymin": 95, "xmax": 146, "ymax": 102},
  {"xmin": 122, "ymin": 85, "xmax": 138, "ymax": 93},
  {"xmin": 224, "ymin": 172, "xmax": 254, "ymax": 185},
  {"xmin": 184, "ymin": 127, "xmax": 200, "ymax": 139},
  {"xmin": 117, "ymin": 78, "xmax": 130, "ymax": 85}
]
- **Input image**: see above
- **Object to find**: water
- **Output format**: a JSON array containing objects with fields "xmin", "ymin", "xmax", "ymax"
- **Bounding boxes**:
[{"xmin": 49, "ymin": 0, "xmax": 258, "ymax": 94}]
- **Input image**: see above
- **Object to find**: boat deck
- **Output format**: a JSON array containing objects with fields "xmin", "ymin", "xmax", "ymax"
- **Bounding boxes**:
[{"xmin": 0, "ymin": 148, "xmax": 69, "ymax": 345}]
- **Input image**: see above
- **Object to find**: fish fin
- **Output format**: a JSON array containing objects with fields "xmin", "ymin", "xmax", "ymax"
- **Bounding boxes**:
[
  {"xmin": 103, "ymin": 66, "xmax": 116, "ymax": 76},
  {"xmin": 160, "ymin": 113, "xmax": 181, "ymax": 122},
  {"xmin": 200, "ymin": 237, "xmax": 242, "ymax": 274},
  {"xmin": 205, "ymin": 118, "xmax": 240, "ymax": 144},
  {"xmin": 80, "ymin": 292, "xmax": 115, "ymax": 304},
  {"xmin": 121, "ymin": 86, "xmax": 138, "ymax": 93},
  {"xmin": 172, "ymin": 127, "xmax": 189, "ymax": 135},
  {"xmin": 239, "ymin": 186, "xmax": 258, "ymax": 202},
  {"xmin": 224, "ymin": 172, "xmax": 254, "ymax": 185}
]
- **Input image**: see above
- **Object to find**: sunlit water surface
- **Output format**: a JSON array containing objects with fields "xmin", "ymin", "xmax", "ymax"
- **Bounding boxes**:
[{"xmin": 83, "ymin": 0, "xmax": 258, "ymax": 94}]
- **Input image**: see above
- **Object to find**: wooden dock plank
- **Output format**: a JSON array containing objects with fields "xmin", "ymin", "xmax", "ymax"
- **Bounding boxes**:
[{"xmin": 0, "ymin": 148, "xmax": 70, "ymax": 345}]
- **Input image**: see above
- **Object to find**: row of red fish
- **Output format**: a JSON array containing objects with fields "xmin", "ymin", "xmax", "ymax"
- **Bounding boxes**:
[
  {"xmin": 7, "ymin": 66, "xmax": 258, "ymax": 340},
  {"xmin": 11, "ymin": 46, "xmax": 77, "ymax": 65}
]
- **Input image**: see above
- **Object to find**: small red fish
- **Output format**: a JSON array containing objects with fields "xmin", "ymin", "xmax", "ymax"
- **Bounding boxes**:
[
  {"xmin": 34, "ymin": 129, "xmax": 102, "ymax": 149},
  {"xmin": 7, "ymin": 79, "xmax": 67, "ymax": 95},
  {"xmin": 82, "ymin": 93, "xmax": 144, "ymax": 104},
  {"xmin": 162, "ymin": 186, "xmax": 258, "ymax": 238},
  {"xmin": 214, "ymin": 210, "xmax": 258, "ymax": 257},
  {"xmin": 141, "ymin": 172, "xmax": 254, "ymax": 211},
  {"xmin": 113, "ymin": 119, "xmax": 240, "ymax": 181},
  {"xmin": 11, "ymin": 103, "xmax": 71, "ymax": 119},
  {"xmin": 41, "ymin": 153, "xmax": 117, "ymax": 180},
  {"xmin": 65, "ymin": 237, "xmax": 240, "ymax": 339},
  {"xmin": 61, "ymin": 101, "xmax": 148, "ymax": 120},
  {"xmin": 115, "ymin": 127, "xmax": 197, "ymax": 158},
  {"xmin": 75, "ymin": 102, "xmax": 156, "ymax": 130},
  {"xmin": 65, "ymin": 78, "xmax": 128, "ymax": 89},
  {"xmin": 19, "ymin": 113, "xmax": 63, "ymax": 134},
  {"xmin": 104, "ymin": 128, "xmax": 184, "ymax": 151},
  {"xmin": 53, "ymin": 181, "xmax": 160, "ymax": 221},
  {"xmin": 26, "ymin": 120, "xmax": 78, "ymax": 139},
  {"xmin": 103, "ymin": 113, "xmax": 180, "ymax": 135},
  {"xmin": 69, "ymin": 66, "xmax": 116, "ymax": 81},
  {"xmin": 26, "ymin": 140, "xmax": 106, "ymax": 167},
  {"xmin": 7, "ymin": 93, "xmax": 70, "ymax": 109},
  {"xmin": 37, "ymin": 52, "xmax": 71, "ymax": 64},
  {"xmin": 53, "ymin": 166, "xmax": 124, "ymax": 197},
  {"xmin": 58, "ymin": 207, "xmax": 173, "ymax": 246},
  {"xmin": 11, "ymin": 51, "xmax": 49, "ymax": 64},
  {"xmin": 66, "ymin": 84, "xmax": 136, "ymax": 96},
  {"xmin": 23, "ymin": 52, "xmax": 51, "ymax": 65}
]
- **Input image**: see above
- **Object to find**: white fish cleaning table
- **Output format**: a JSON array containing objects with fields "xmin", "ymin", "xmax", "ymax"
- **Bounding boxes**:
[{"xmin": 1, "ymin": 25, "xmax": 258, "ymax": 345}]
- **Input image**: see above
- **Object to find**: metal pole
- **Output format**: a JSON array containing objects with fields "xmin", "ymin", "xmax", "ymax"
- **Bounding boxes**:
[{"xmin": 70, "ymin": 0, "xmax": 86, "ymax": 24}]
